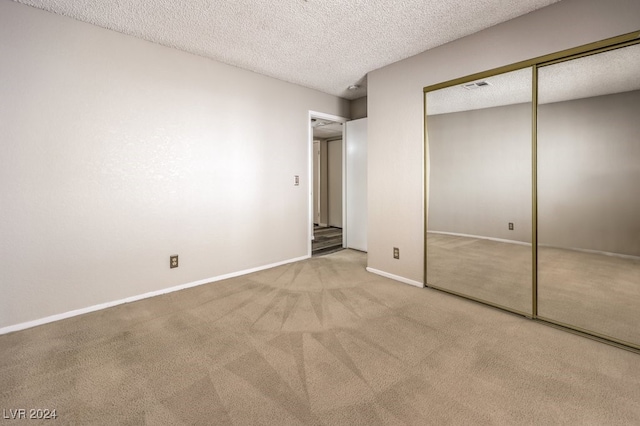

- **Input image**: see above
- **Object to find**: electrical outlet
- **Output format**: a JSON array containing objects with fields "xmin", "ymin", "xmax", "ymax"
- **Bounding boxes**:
[
  {"xmin": 170, "ymin": 255, "xmax": 179, "ymax": 269},
  {"xmin": 508, "ymin": 222, "xmax": 514, "ymax": 230},
  {"xmin": 294, "ymin": 175, "xmax": 300, "ymax": 186},
  {"xmin": 393, "ymin": 247, "xmax": 400, "ymax": 259}
]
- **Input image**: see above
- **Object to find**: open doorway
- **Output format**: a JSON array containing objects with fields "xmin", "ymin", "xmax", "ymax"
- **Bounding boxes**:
[{"xmin": 308, "ymin": 112, "xmax": 347, "ymax": 256}]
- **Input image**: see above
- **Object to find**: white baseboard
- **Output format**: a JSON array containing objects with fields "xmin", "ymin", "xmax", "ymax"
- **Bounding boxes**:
[
  {"xmin": 538, "ymin": 244, "xmax": 640, "ymax": 261},
  {"xmin": 429, "ymin": 231, "xmax": 640, "ymax": 260},
  {"xmin": 428, "ymin": 230, "xmax": 532, "ymax": 246},
  {"xmin": 0, "ymin": 255, "xmax": 309, "ymax": 335},
  {"xmin": 366, "ymin": 267, "xmax": 424, "ymax": 288}
]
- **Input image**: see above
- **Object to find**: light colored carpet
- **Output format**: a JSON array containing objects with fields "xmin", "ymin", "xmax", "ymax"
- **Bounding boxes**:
[
  {"xmin": 538, "ymin": 246, "xmax": 640, "ymax": 346},
  {"xmin": 427, "ymin": 233, "xmax": 533, "ymax": 313},
  {"xmin": 427, "ymin": 232, "xmax": 640, "ymax": 347},
  {"xmin": 1, "ymin": 249, "xmax": 640, "ymax": 425}
]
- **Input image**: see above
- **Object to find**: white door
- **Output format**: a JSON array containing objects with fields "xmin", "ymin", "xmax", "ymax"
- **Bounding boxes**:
[{"xmin": 345, "ymin": 118, "xmax": 367, "ymax": 251}]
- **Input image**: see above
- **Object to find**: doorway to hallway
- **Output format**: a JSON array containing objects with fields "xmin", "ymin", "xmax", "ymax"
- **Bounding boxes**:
[{"xmin": 309, "ymin": 111, "xmax": 347, "ymax": 257}]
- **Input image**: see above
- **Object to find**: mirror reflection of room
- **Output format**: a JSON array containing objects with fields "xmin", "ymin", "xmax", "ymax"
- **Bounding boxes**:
[
  {"xmin": 537, "ymin": 43, "xmax": 640, "ymax": 346},
  {"xmin": 426, "ymin": 68, "xmax": 533, "ymax": 315}
]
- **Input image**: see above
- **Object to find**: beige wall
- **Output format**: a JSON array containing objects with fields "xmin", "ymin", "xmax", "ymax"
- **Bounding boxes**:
[
  {"xmin": 350, "ymin": 97, "xmax": 367, "ymax": 119},
  {"xmin": 428, "ymin": 90, "xmax": 640, "ymax": 256},
  {"xmin": 428, "ymin": 102, "xmax": 532, "ymax": 243},
  {"xmin": 313, "ymin": 140, "xmax": 321, "ymax": 224},
  {"xmin": 318, "ymin": 139, "xmax": 329, "ymax": 225},
  {"xmin": 538, "ymin": 90, "xmax": 640, "ymax": 257},
  {"xmin": 327, "ymin": 139, "xmax": 343, "ymax": 228},
  {"xmin": 0, "ymin": 0, "xmax": 349, "ymax": 329},
  {"xmin": 368, "ymin": 0, "xmax": 640, "ymax": 284}
]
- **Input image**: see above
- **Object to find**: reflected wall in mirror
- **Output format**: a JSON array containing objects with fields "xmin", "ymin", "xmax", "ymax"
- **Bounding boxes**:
[
  {"xmin": 537, "ymin": 43, "xmax": 640, "ymax": 346},
  {"xmin": 426, "ymin": 67, "xmax": 533, "ymax": 315}
]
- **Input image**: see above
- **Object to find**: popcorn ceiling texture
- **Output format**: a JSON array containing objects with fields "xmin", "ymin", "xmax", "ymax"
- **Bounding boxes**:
[
  {"xmin": 15, "ymin": 0, "xmax": 559, "ymax": 100},
  {"xmin": 428, "ymin": 43, "xmax": 640, "ymax": 115}
]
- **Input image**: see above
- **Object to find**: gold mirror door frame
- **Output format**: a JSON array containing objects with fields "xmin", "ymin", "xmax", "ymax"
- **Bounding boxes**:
[
  {"xmin": 425, "ymin": 67, "xmax": 534, "ymax": 316},
  {"xmin": 536, "ymin": 42, "xmax": 640, "ymax": 350},
  {"xmin": 423, "ymin": 30, "xmax": 640, "ymax": 353}
]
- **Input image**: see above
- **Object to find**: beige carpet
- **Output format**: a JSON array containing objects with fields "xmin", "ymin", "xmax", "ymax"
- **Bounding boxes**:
[
  {"xmin": 427, "ymin": 233, "xmax": 533, "ymax": 314},
  {"xmin": 427, "ymin": 232, "xmax": 640, "ymax": 347},
  {"xmin": 538, "ymin": 246, "xmax": 640, "ymax": 346},
  {"xmin": 1, "ymin": 249, "xmax": 640, "ymax": 425}
]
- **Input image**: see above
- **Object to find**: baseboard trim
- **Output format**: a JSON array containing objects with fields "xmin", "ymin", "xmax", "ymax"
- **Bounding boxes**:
[
  {"xmin": 428, "ymin": 230, "xmax": 531, "ymax": 246},
  {"xmin": 538, "ymin": 243, "xmax": 640, "ymax": 261},
  {"xmin": 0, "ymin": 255, "xmax": 309, "ymax": 335},
  {"xmin": 429, "ymin": 231, "xmax": 639, "ymax": 260},
  {"xmin": 366, "ymin": 267, "xmax": 424, "ymax": 288}
]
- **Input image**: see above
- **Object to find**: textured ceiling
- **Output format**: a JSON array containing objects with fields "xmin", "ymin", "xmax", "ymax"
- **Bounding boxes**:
[
  {"xmin": 427, "ymin": 43, "xmax": 640, "ymax": 115},
  {"xmin": 427, "ymin": 68, "xmax": 532, "ymax": 115},
  {"xmin": 312, "ymin": 119, "xmax": 343, "ymax": 139},
  {"xmin": 15, "ymin": 0, "xmax": 560, "ymax": 100},
  {"xmin": 538, "ymin": 43, "xmax": 640, "ymax": 104}
]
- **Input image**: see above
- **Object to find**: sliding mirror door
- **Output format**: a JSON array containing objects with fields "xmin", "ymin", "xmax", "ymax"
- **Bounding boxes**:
[
  {"xmin": 426, "ymin": 68, "xmax": 533, "ymax": 315},
  {"xmin": 537, "ymin": 43, "xmax": 640, "ymax": 347}
]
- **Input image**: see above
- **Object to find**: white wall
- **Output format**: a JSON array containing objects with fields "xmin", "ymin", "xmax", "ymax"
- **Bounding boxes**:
[
  {"xmin": 0, "ymin": 0, "xmax": 349, "ymax": 330},
  {"xmin": 368, "ymin": 0, "xmax": 640, "ymax": 284}
]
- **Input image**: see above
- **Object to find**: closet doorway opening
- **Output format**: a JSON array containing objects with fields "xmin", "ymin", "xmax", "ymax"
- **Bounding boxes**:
[{"xmin": 309, "ymin": 111, "xmax": 347, "ymax": 256}]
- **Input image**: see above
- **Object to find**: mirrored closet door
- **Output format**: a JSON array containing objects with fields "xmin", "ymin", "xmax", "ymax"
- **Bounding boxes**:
[
  {"xmin": 425, "ymin": 32, "xmax": 640, "ymax": 351},
  {"xmin": 425, "ymin": 67, "xmax": 533, "ymax": 315},
  {"xmin": 537, "ymin": 43, "xmax": 640, "ymax": 347}
]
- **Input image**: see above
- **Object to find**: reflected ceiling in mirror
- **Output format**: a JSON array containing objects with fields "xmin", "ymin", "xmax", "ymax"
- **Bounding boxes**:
[
  {"xmin": 539, "ymin": 43, "xmax": 640, "ymax": 104},
  {"xmin": 426, "ymin": 67, "xmax": 532, "ymax": 115}
]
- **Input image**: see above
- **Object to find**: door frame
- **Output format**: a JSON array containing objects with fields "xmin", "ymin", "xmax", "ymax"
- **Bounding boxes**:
[{"xmin": 308, "ymin": 111, "xmax": 348, "ymax": 257}]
